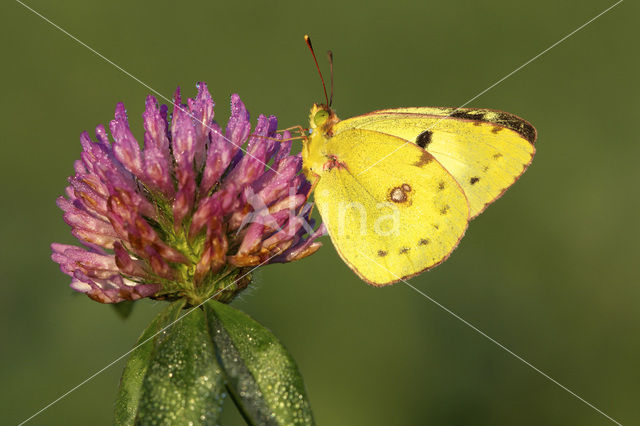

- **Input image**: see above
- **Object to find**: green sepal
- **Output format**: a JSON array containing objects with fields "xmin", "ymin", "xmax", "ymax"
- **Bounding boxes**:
[
  {"xmin": 136, "ymin": 304, "xmax": 225, "ymax": 424},
  {"xmin": 114, "ymin": 299, "xmax": 186, "ymax": 425},
  {"xmin": 111, "ymin": 300, "xmax": 135, "ymax": 319},
  {"xmin": 204, "ymin": 300, "xmax": 315, "ymax": 426},
  {"xmin": 114, "ymin": 299, "xmax": 226, "ymax": 425}
]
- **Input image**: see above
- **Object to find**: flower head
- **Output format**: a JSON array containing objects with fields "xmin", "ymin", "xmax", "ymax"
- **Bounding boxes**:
[{"xmin": 52, "ymin": 83, "xmax": 324, "ymax": 304}]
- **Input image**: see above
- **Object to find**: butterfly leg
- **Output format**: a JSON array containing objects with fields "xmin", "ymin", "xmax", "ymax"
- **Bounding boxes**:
[
  {"xmin": 247, "ymin": 133, "xmax": 307, "ymax": 143},
  {"xmin": 278, "ymin": 125, "xmax": 308, "ymax": 133},
  {"xmin": 301, "ymin": 173, "xmax": 320, "ymax": 215},
  {"xmin": 277, "ymin": 125, "xmax": 308, "ymax": 140}
]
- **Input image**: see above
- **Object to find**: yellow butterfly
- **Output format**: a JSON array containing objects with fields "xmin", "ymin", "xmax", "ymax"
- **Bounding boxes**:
[{"xmin": 300, "ymin": 36, "xmax": 537, "ymax": 286}]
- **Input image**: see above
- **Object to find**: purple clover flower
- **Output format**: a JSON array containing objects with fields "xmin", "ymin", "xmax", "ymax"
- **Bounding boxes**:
[{"xmin": 52, "ymin": 83, "xmax": 324, "ymax": 304}]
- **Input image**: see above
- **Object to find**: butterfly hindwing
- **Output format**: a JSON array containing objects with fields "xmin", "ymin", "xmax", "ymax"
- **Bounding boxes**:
[
  {"xmin": 334, "ymin": 107, "xmax": 536, "ymax": 218},
  {"xmin": 314, "ymin": 129, "xmax": 469, "ymax": 285}
]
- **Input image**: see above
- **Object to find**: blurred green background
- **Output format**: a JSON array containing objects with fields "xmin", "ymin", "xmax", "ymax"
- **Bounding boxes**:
[{"xmin": 2, "ymin": 0, "xmax": 638, "ymax": 424}]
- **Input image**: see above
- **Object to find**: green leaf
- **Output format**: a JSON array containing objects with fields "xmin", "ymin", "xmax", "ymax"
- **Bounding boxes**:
[
  {"xmin": 204, "ymin": 300, "xmax": 315, "ymax": 426},
  {"xmin": 111, "ymin": 300, "xmax": 135, "ymax": 319},
  {"xmin": 114, "ymin": 300, "xmax": 226, "ymax": 425},
  {"xmin": 114, "ymin": 299, "xmax": 186, "ymax": 425},
  {"xmin": 136, "ymin": 305, "xmax": 226, "ymax": 425}
]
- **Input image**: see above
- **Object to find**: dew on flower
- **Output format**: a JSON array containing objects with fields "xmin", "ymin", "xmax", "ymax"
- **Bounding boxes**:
[{"xmin": 51, "ymin": 82, "xmax": 326, "ymax": 305}]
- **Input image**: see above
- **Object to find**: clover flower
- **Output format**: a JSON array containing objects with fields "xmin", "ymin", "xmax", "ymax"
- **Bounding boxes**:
[{"xmin": 52, "ymin": 83, "xmax": 324, "ymax": 304}]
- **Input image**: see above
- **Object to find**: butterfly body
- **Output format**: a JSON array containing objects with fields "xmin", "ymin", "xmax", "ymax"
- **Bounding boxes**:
[{"xmin": 302, "ymin": 103, "xmax": 536, "ymax": 286}]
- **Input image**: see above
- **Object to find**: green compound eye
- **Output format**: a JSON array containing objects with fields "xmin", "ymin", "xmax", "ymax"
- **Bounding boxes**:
[{"xmin": 314, "ymin": 110, "xmax": 329, "ymax": 126}]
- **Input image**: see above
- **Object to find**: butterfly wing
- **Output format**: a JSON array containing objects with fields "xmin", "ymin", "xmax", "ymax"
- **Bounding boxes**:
[
  {"xmin": 315, "ymin": 129, "xmax": 469, "ymax": 285},
  {"xmin": 334, "ymin": 107, "xmax": 536, "ymax": 219}
]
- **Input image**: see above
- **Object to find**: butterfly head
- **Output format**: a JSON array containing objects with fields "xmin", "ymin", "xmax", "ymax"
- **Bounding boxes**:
[
  {"xmin": 309, "ymin": 103, "xmax": 339, "ymax": 137},
  {"xmin": 302, "ymin": 103, "xmax": 340, "ymax": 179}
]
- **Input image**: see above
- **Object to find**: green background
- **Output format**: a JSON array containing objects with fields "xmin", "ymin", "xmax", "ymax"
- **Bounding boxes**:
[{"xmin": 2, "ymin": 0, "xmax": 638, "ymax": 425}]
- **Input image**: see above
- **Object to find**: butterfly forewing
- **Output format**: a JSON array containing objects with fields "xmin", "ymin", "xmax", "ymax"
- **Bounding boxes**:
[{"xmin": 334, "ymin": 107, "xmax": 536, "ymax": 218}]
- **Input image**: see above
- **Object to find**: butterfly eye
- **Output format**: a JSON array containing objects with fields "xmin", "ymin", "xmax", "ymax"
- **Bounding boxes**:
[{"xmin": 314, "ymin": 110, "xmax": 329, "ymax": 126}]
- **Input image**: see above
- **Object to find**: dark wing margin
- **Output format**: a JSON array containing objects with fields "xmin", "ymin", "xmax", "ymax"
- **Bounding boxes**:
[
  {"xmin": 448, "ymin": 109, "xmax": 537, "ymax": 144},
  {"xmin": 345, "ymin": 106, "xmax": 538, "ymax": 145}
]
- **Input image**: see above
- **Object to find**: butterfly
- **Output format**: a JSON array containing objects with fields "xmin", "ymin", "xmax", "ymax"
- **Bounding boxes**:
[{"xmin": 300, "ymin": 36, "xmax": 537, "ymax": 286}]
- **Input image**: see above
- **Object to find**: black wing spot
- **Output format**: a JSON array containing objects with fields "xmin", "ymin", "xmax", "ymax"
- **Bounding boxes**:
[
  {"xmin": 491, "ymin": 126, "xmax": 503, "ymax": 134},
  {"xmin": 470, "ymin": 177, "xmax": 480, "ymax": 185},
  {"xmin": 377, "ymin": 250, "xmax": 388, "ymax": 257},
  {"xmin": 438, "ymin": 181, "xmax": 446, "ymax": 191},
  {"xmin": 399, "ymin": 247, "xmax": 410, "ymax": 254},
  {"xmin": 418, "ymin": 238, "xmax": 430, "ymax": 246},
  {"xmin": 415, "ymin": 130, "xmax": 433, "ymax": 148},
  {"xmin": 440, "ymin": 204, "xmax": 450, "ymax": 215},
  {"xmin": 493, "ymin": 153, "xmax": 503, "ymax": 159},
  {"xmin": 433, "ymin": 224, "xmax": 440, "ymax": 230}
]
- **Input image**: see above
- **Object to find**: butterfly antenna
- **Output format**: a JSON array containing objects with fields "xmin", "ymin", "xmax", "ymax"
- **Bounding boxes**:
[
  {"xmin": 327, "ymin": 50, "xmax": 334, "ymax": 107},
  {"xmin": 304, "ymin": 35, "xmax": 329, "ymax": 106}
]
